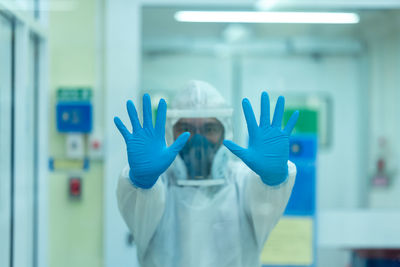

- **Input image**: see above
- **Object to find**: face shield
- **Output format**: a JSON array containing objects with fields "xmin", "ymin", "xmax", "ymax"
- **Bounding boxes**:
[
  {"xmin": 173, "ymin": 118, "xmax": 225, "ymax": 180},
  {"xmin": 165, "ymin": 80, "xmax": 233, "ymax": 187}
]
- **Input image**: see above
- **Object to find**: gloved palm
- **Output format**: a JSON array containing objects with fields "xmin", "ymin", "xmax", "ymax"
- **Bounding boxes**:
[
  {"xmin": 224, "ymin": 92, "xmax": 299, "ymax": 186},
  {"xmin": 114, "ymin": 94, "xmax": 190, "ymax": 189}
]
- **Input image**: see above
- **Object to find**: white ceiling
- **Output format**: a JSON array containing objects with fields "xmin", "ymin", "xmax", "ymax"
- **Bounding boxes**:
[{"xmin": 142, "ymin": 7, "xmax": 399, "ymax": 42}]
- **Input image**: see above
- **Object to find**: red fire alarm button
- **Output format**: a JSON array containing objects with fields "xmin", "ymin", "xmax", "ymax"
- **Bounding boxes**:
[{"xmin": 69, "ymin": 177, "xmax": 81, "ymax": 197}]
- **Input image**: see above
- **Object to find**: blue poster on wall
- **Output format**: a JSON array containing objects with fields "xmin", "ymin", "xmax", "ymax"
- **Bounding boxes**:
[
  {"xmin": 56, "ymin": 101, "xmax": 93, "ymax": 133},
  {"xmin": 285, "ymin": 135, "xmax": 317, "ymax": 216},
  {"xmin": 261, "ymin": 134, "xmax": 317, "ymax": 267}
]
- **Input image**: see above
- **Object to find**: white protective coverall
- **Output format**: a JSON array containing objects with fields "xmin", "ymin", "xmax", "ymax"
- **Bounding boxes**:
[{"xmin": 117, "ymin": 80, "xmax": 296, "ymax": 267}]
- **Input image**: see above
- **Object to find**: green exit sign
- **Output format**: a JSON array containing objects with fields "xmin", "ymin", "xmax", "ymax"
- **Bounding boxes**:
[{"xmin": 57, "ymin": 87, "xmax": 92, "ymax": 101}]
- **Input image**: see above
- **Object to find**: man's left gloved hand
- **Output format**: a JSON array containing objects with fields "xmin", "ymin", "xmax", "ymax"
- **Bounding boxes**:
[{"xmin": 224, "ymin": 92, "xmax": 299, "ymax": 186}]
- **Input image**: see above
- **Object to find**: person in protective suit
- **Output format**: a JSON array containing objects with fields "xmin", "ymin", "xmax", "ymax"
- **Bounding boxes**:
[{"xmin": 114, "ymin": 80, "xmax": 299, "ymax": 267}]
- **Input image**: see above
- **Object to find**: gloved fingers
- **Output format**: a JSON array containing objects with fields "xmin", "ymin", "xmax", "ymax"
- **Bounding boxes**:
[
  {"xmin": 271, "ymin": 95, "xmax": 285, "ymax": 128},
  {"xmin": 259, "ymin": 91, "xmax": 271, "ymax": 128},
  {"xmin": 169, "ymin": 132, "xmax": 190, "ymax": 154},
  {"xmin": 223, "ymin": 140, "xmax": 246, "ymax": 159},
  {"xmin": 127, "ymin": 100, "xmax": 141, "ymax": 132},
  {"xmin": 155, "ymin": 98, "xmax": 167, "ymax": 137},
  {"xmin": 284, "ymin": 110, "xmax": 299, "ymax": 135},
  {"xmin": 142, "ymin": 93, "xmax": 154, "ymax": 129},
  {"xmin": 114, "ymin": 116, "xmax": 130, "ymax": 140},
  {"xmin": 242, "ymin": 98, "xmax": 258, "ymax": 137}
]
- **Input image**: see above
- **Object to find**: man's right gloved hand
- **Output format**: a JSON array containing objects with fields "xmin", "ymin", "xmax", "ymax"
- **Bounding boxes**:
[{"xmin": 114, "ymin": 94, "xmax": 190, "ymax": 189}]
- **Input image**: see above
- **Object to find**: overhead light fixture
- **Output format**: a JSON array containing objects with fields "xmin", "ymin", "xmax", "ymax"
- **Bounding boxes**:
[{"xmin": 174, "ymin": 11, "xmax": 359, "ymax": 24}]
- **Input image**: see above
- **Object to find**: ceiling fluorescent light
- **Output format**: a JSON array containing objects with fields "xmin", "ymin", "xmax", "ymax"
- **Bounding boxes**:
[{"xmin": 174, "ymin": 11, "xmax": 359, "ymax": 24}]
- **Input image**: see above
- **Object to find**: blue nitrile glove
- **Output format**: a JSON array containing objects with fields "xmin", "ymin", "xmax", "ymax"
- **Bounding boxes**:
[
  {"xmin": 223, "ymin": 92, "xmax": 299, "ymax": 186},
  {"xmin": 114, "ymin": 94, "xmax": 190, "ymax": 189}
]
